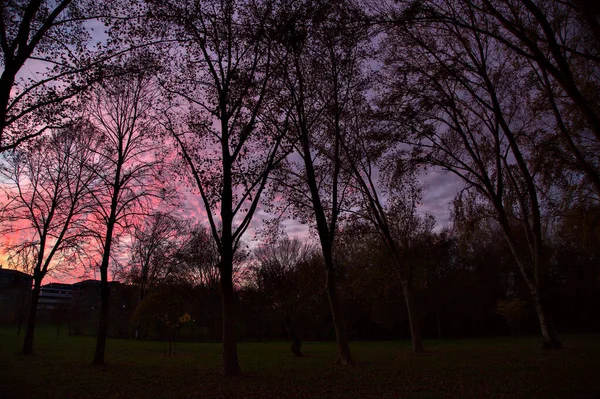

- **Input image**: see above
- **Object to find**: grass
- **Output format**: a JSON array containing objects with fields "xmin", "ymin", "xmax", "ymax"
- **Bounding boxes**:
[{"xmin": 1, "ymin": 327, "xmax": 599, "ymax": 399}]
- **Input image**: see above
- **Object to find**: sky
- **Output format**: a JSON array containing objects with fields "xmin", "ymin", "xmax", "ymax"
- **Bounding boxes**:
[
  {"xmin": 419, "ymin": 169, "xmax": 464, "ymax": 229},
  {"xmin": 0, "ymin": 12, "xmax": 467, "ymax": 286},
  {"xmin": 0, "ymin": 123, "xmax": 465, "ymax": 286}
]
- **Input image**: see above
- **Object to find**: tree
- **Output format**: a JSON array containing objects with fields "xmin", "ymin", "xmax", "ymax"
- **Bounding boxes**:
[
  {"xmin": 252, "ymin": 238, "xmax": 313, "ymax": 356},
  {"xmin": 393, "ymin": 0, "xmax": 600, "ymax": 198},
  {"xmin": 272, "ymin": 0, "xmax": 370, "ymax": 365},
  {"xmin": 0, "ymin": 0, "xmax": 115, "ymax": 152},
  {"xmin": 86, "ymin": 71, "xmax": 166, "ymax": 365},
  {"xmin": 125, "ymin": 212, "xmax": 188, "ymax": 303},
  {"xmin": 380, "ymin": 198, "xmax": 434, "ymax": 352},
  {"xmin": 497, "ymin": 297, "xmax": 528, "ymax": 337},
  {"xmin": 124, "ymin": 211, "xmax": 188, "ymax": 339},
  {"xmin": 341, "ymin": 96, "xmax": 427, "ymax": 352},
  {"xmin": 131, "ymin": 282, "xmax": 193, "ymax": 355},
  {"xmin": 0, "ymin": 126, "xmax": 97, "ymax": 354},
  {"xmin": 176, "ymin": 225, "xmax": 220, "ymax": 289},
  {"xmin": 141, "ymin": 0, "xmax": 292, "ymax": 376},
  {"xmin": 378, "ymin": 3, "xmax": 562, "ymax": 347}
]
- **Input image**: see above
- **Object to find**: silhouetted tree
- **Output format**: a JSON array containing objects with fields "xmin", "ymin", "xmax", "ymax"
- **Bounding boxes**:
[
  {"xmin": 385, "ymin": 0, "xmax": 600, "ymax": 198},
  {"xmin": 378, "ymin": 4, "xmax": 562, "ymax": 347},
  {"xmin": 176, "ymin": 226, "xmax": 221, "ymax": 289},
  {"xmin": 0, "ymin": 126, "xmax": 98, "ymax": 354},
  {"xmin": 86, "ymin": 71, "xmax": 167, "ymax": 365},
  {"xmin": 0, "ymin": 0, "xmax": 117, "ymax": 152},
  {"xmin": 252, "ymin": 238, "xmax": 313, "ymax": 356},
  {"xmin": 125, "ymin": 212, "xmax": 188, "ymax": 302},
  {"xmin": 131, "ymin": 282, "xmax": 193, "ymax": 355},
  {"xmin": 341, "ymin": 99, "xmax": 428, "ymax": 352},
  {"xmin": 123, "ymin": 212, "xmax": 188, "ymax": 338},
  {"xmin": 139, "ymin": 0, "xmax": 293, "ymax": 375},
  {"xmin": 272, "ymin": 0, "xmax": 371, "ymax": 365}
]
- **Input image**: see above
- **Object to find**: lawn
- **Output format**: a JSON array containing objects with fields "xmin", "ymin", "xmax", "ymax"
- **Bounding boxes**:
[{"xmin": 1, "ymin": 327, "xmax": 599, "ymax": 399}]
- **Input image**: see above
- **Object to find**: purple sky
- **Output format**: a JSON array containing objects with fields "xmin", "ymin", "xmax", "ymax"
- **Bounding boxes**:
[
  {"xmin": 419, "ymin": 168, "xmax": 464, "ymax": 230},
  {"xmin": 176, "ymin": 167, "xmax": 464, "ymax": 250}
]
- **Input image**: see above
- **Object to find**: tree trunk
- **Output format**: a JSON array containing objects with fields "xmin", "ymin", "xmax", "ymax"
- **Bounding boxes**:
[
  {"xmin": 220, "ymin": 259, "xmax": 240, "ymax": 376},
  {"xmin": 401, "ymin": 281, "xmax": 425, "ymax": 353},
  {"xmin": 519, "ymin": 266, "xmax": 561, "ymax": 349},
  {"xmin": 92, "ymin": 270, "xmax": 111, "ymax": 364},
  {"xmin": 498, "ymin": 218, "xmax": 561, "ymax": 349},
  {"xmin": 526, "ymin": 278, "xmax": 561, "ymax": 349},
  {"xmin": 325, "ymin": 266, "xmax": 354, "ymax": 365},
  {"xmin": 22, "ymin": 284, "xmax": 41, "ymax": 355},
  {"xmin": 284, "ymin": 312, "xmax": 302, "ymax": 357}
]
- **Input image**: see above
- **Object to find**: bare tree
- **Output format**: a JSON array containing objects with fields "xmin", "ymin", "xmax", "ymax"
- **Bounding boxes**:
[
  {"xmin": 122, "ymin": 211, "xmax": 188, "ymax": 339},
  {"xmin": 176, "ymin": 225, "xmax": 220, "ymax": 289},
  {"xmin": 347, "ymin": 161, "xmax": 429, "ymax": 352},
  {"xmin": 378, "ymin": 4, "xmax": 562, "ymax": 347},
  {"xmin": 86, "ymin": 72, "xmax": 166, "ymax": 365},
  {"xmin": 339, "ymin": 81, "xmax": 429, "ymax": 353},
  {"xmin": 0, "ymin": 125, "xmax": 98, "ymax": 354},
  {"xmin": 125, "ymin": 212, "xmax": 188, "ymax": 302},
  {"xmin": 252, "ymin": 238, "xmax": 313, "ymax": 356},
  {"xmin": 391, "ymin": 0, "xmax": 600, "ymax": 198},
  {"xmin": 142, "ymin": 0, "xmax": 292, "ymax": 375},
  {"xmin": 272, "ymin": 0, "xmax": 370, "ymax": 365}
]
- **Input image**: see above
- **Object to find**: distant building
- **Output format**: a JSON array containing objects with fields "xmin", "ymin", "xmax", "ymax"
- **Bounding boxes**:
[
  {"xmin": 0, "ymin": 268, "xmax": 32, "ymax": 324},
  {"xmin": 38, "ymin": 282, "xmax": 73, "ymax": 310}
]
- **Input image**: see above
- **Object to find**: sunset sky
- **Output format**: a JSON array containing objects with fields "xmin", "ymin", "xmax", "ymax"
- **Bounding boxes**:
[
  {"xmin": 0, "ymin": 147, "xmax": 463, "ymax": 284},
  {"xmin": 0, "ymin": 13, "xmax": 467, "ymax": 286}
]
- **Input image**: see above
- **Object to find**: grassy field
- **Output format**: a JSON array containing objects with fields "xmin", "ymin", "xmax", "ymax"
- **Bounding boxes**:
[{"xmin": 1, "ymin": 327, "xmax": 599, "ymax": 399}]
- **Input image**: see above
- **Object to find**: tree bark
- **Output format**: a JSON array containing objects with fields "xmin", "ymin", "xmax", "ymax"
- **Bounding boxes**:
[
  {"xmin": 93, "ymin": 159, "xmax": 120, "ymax": 364},
  {"xmin": 524, "ymin": 272, "xmax": 561, "ymax": 349},
  {"xmin": 21, "ymin": 283, "xmax": 41, "ymax": 355},
  {"xmin": 220, "ymin": 257, "xmax": 240, "ymax": 376},
  {"xmin": 498, "ymin": 217, "xmax": 561, "ymax": 349},
  {"xmin": 93, "ymin": 267, "xmax": 111, "ymax": 364},
  {"xmin": 325, "ymin": 265, "xmax": 354, "ymax": 365},
  {"xmin": 401, "ymin": 281, "xmax": 424, "ymax": 353}
]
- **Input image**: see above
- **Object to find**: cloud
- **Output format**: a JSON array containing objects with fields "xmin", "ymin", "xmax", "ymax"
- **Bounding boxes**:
[{"xmin": 419, "ymin": 168, "xmax": 464, "ymax": 228}]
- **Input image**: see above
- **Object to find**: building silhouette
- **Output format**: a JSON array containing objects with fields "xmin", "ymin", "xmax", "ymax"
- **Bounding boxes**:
[{"xmin": 0, "ymin": 268, "xmax": 32, "ymax": 326}]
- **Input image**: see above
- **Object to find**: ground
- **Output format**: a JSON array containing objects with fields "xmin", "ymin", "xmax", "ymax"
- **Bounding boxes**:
[{"xmin": 1, "ymin": 328, "xmax": 599, "ymax": 398}]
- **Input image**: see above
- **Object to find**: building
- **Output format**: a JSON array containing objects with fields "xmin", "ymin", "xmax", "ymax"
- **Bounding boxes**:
[
  {"xmin": 0, "ymin": 268, "xmax": 33, "ymax": 324},
  {"xmin": 38, "ymin": 282, "xmax": 73, "ymax": 310},
  {"xmin": 69, "ymin": 280, "xmax": 135, "ymax": 337}
]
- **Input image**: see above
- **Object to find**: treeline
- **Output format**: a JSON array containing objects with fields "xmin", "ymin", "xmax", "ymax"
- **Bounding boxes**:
[
  {"xmin": 0, "ymin": 0, "xmax": 598, "ymax": 375},
  {"xmin": 96, "ymin": 207, "xmax": 598, "ymax": 352}
]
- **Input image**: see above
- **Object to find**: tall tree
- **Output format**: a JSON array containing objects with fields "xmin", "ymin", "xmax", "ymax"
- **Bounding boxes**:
[
  {"xmin": 378, "ymin": 3, "xmax": 562, "ymax": 348},
  {"xmin": 86, "ymin": 72, "xmax": 165, "ymax": 365},
  {"xmin": 273, "ymin": 0, "xmax": 369, "ymax": 365},
  {"xmin": 341, "ymin": 94, "xmax": 427, "ymax": 352},
  {"xmin": 142, "ymin": 0, "xmax": 291, "ymax": 375},
  {"xmin": 0, "ymin": 126, "xmax": 97, "ymax": 354},
  {"xmin": 401, "ymin": 0, "xmax": 600, "ymax": 197}
]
